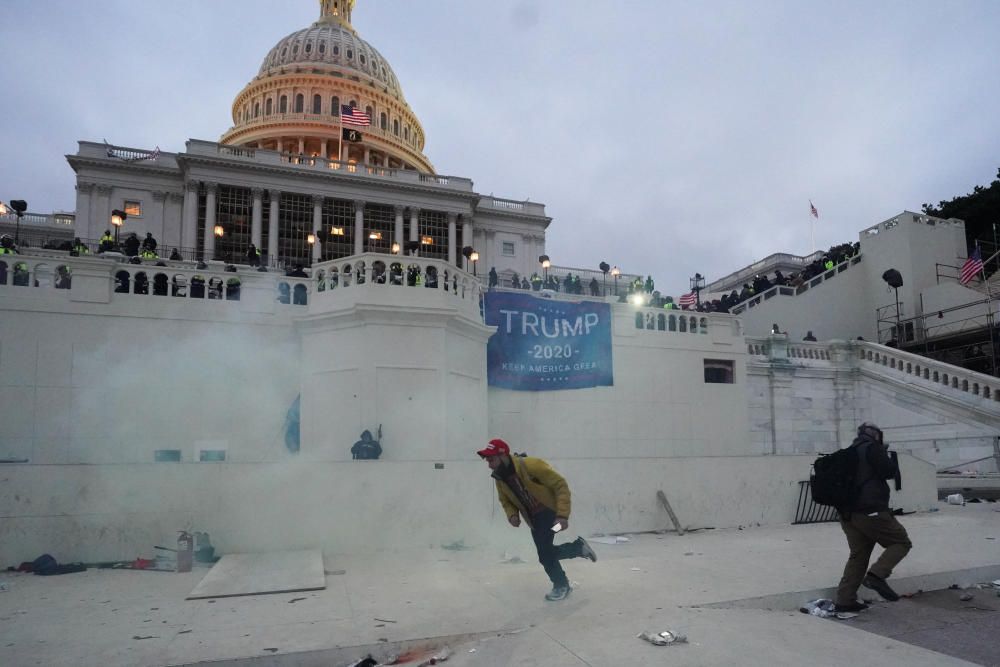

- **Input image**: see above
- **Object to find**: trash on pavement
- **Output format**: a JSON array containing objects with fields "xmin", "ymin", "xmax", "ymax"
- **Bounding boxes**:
[
  {"xmin": 346, "ymin": 657, "xmax": 377, "ymax": 667},
  {"xmin": 799, "ymin": 598, "xmax": 859, "ymax": 620},
  {"xmin": 960, "ymin": 593, "xmax": 974, "ymax": 601},
  {"xmin": 499, "ymin": 552, "xmax": 524, "ymax": 564},
  {"xmin": 0, "ymin": 581, "xmax": 8, "ymax": 591},
  {"xmin": 946, "ymin": 493, "xmax": 965, "ymax": 505},
  {"xmin": 637, "ymin": 630, "xmax": 688, "ymax": 646},
  {"xmin": 440, "ymin": 540, "xmax": 472, "ymax": 551},
  {"xmin": 416, "ymin": 646, "xmax": 452, "ymax": 665},
  {"xmin": 591, "ymin": 536, "xmax": 630, "ymax": 545}
]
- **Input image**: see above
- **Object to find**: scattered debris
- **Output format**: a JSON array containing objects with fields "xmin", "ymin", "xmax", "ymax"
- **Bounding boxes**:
[
  {"xmin": 326, "ymin": 569, "xmax": 347, "ymax": 575},
  {"xmin": 373, "ymin": 618, "xmax": 397, "ymax": 623},
  {"xmin": 684, "ymin": 552, "xmax": 694, "ymax": 556},
  {"xmin": 637, "ymin": 630, "xmax": 688, "ymax": 646},
  {"xmin": 630, "ymin": 567, "xmax": 643, "ymax": 572},
  {"xmin": 0, "ymin": 582, "xmax": 8, "ymax": 592},
  {"xmin": 347, "ymin": 657, "xmax": 377, "ymax": 667},
  {"xmin": 263, "ymin": 648, "xmax": 278, "ymax": 653},
  {"xmin": 132, "ymin": 635, "xmax": 159, "ymax": 641},
  {"xmin": 416, "ymin": 646, "xmax": 452, "ymax": 665},
  {"xmin": 799, "ymin": 599, "xmax": 860, "ymax": 620},
  {"xmin": 288, "ymin": 597, "xmax": 307, "ymax": 604},
  {"xmin": 901, "ymin": 589, "xmax": 924, "ymax": 599},
  {"xmin": 946, "ymin": 493, "xmax": 965, "ymax": 505},
  {"xmin": 440, "ymin": 541, "xmax": 472, "ymax": 551},
  {"xmin": 591, "ymin": 536, "xmax": 629, "ymax": 545},
  {"xmin": 960, "ymin": 593, "xmax": 974, "ymax": 601},
  {"xmin": 499, "ymin": 553, "xmax": 524, "ymax": 564},
  {"xmin": 178, "ymin": 630, "xmax": 192, "ymax": 635}
]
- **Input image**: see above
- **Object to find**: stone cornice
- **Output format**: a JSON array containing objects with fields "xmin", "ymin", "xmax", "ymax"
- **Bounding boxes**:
[{"xmin": 67, "ymin": 155, "xmax": 180, "ymax": 179}]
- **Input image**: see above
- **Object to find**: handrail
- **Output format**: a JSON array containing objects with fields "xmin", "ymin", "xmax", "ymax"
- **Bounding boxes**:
[{"xmin": 730, "ymin": 255, "xmax": 861, "ymax": 315}]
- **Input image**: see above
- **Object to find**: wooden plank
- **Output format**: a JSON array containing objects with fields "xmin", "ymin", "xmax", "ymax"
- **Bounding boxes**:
[
  {"xmin": 656, "ymin": 490, "xmax": 685, "ymax": 536},
  {"xmin": 186, "ymin": 549, "xmax": 326, "ymax": 600}
]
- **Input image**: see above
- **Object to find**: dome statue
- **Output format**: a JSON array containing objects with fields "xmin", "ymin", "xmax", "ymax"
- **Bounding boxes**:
[{"xmin": 220, "ymin": 0, "xmax": 433, "ymax": 173}]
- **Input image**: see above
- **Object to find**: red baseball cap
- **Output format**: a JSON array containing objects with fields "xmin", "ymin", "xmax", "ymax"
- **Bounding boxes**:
[{"xmin": 477, "ymin": 438, "xmax": 510, "ymax": 458}]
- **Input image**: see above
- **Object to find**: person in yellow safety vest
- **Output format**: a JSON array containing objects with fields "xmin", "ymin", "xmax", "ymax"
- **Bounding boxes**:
[
  {"xmin": 140, "ymin": 247, "xmax": 158, "ymax": 260},
  {"xmin": 824, "ymin": 258, "xmax": 834, "ymax": 270},
  {"xmin": 0, "ymin": 235, "xmax": 17, "ymax": 255},
  {"xmin": 13, "ymin": 261, "xmax": 30, "ymax": 286},
  {"xmin": 662, "ymin": 297, "xmax": 676, "ymax": 310},
  {"xmin": 531, "ymin": 273, "xmax": 542, "ymax": 291},
  {"xmin": 99, "ymin": 230, "xmax": 115, "ymax": 252},
  {"xmin": 72, "ymin": 237, "xmax": 90, "ymax": 255}
]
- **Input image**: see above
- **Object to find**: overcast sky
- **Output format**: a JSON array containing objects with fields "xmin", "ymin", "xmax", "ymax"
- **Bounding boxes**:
[{"xmin": 2, "ymin": 0, "xmax": 998, "ymax": 292}]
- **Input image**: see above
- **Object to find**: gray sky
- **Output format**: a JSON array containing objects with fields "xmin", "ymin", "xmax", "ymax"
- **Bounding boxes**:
[{"xmin": 2, "ymin": 0, "xmax": 998, "ymax": 293}]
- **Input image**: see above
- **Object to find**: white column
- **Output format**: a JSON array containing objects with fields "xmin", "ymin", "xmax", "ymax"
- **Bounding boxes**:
[
  {"xmin": 320, "ymin": 139, "xmax": 328, "ymax": 159},
  {"xmin": 167, "ymin": 192, "xmax": 184, "ymax": 251},
  {"xmin": 268, "ymin": 189, "xmax": 280, "ymax": 265},
  {"xmin": 251, "ymin": 188, "xmax": 263, "ymax": 248},
  {"xmin": 203, "ymin": 182, "xmax": 218, "ymax": 260},
  {"xmin": 462, "ymin": 218, "xmax": 472, "ymax": 270},
  {"xmin": 95, "ymin": 185, "xmax": 112, "ymax": 237},
  {"xmin": 447, "ymin": 213, "xmax": 457, "ymax": 266},
  {"xmin": 182, "ymin": 181, "xmax": 199, "ymax": 253},
  {"xmin": 74, "ymin": 182, "xmax": 93, "ymax": 240},
  {"xmin": 298, "ymin": 138, "xmax": 305, "ymax": 155},
  {"xmin": 394, "ymin": 205, "xmax": 404, "ymax": 254},
  {"xmin": 409, "ymin": 207, "xmax": 419, "ymax": 244},
  {"xmin": 152, "ymin": 191, "xmax": 167, "ymax": 240},
  {"xmin": 354, "ymin": 200, "xmax": 365, "ymax": 256},
  {"xmin": 312, "ymin": 195, "xmax": 324, "ymax": 263},
  {"xmin": 364, "ymin": 148, "xmax": 371, "ymax": 164},
  {"xmin": 276, "ymin": 138, "xmax": 284, "ymax": 153}
]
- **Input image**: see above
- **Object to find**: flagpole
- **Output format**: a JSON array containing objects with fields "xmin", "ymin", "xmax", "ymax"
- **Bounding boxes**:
[
  {"xmin": 337, "ymin": 105, "xmax": 343, "ymax": 166},
  {"xmin": 980, "ymin": 242, "xmax": 1000, "ymax": 377}
]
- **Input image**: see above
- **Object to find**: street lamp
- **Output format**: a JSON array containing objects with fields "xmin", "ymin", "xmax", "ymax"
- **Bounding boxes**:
[
  {"xmin": 611, "ymin": 265, "xmax": 621, "ymax": 296},
  {"xmin": 689, "ymin": 272, "xmax": 705, "ymax": 307},
  {"xmin": 307, "ymin": 233, "xmax": 316, "ymax": 267},
  {"xmin": 3, "ymin": 200, "xmax": 28, "ymax": 245},
  {"xmin": 470, "ymin": 250, "xmax": 479, "ymax": 277},
  {"xmin": 539, "ymin": 254, "xmax": 550, "ymax": 283},
  {"xmin": 599, "ymin": 261, "xmax": 610, "ymax": 296},
  {"xmin": 111, "ymin": 208, "xmax": 127, "ymax": 246},
  {"xmin": 391, "ymin": 241, "xmax": 401, "ymax": 254}
]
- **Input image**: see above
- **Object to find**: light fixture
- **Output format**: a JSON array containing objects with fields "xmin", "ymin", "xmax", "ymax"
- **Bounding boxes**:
[
  {"xmin": 470, "ymin": 250, "xmax": 479, "ymax": 262},
  {"xmin": 391, "ymin": 242, "xmax": 400, "ymax": 254},
  {"xmin": 6, "ymin": 200, "xmax": 27, "ymax": 245},
  {"xmin": 331, "ymin": 227, "xmax": 345, "ymax": 236},
  {"xmin": 369, "ymin": 231, "xmax": 382, "ymax": 240},
  {"xmin": 421, "ymin": 236, "xmax": 433, "ymax": 245},
  {"xmin": 110, "ymin": 208, "xmax": 127, "ymax": 246},
  {"xmin": 307, "ymin": 233, "xmax": 316, "ymax": 245},
  {"xmin": 628, "ymin": 293, "xmax": 645, "ymax": 306},
  {"xmin": 214, "ymin": 224, "xmax": 224, "ymax": 237},
  {"xmin": 611, "ymin": 265, "xmax": 621, "ymax": 296},
  {"xmin": 0, "ymin": 202, "xmax": 7, "ymax": 216},
  {"xmin": 689, "ymin": 272, "xmax": 705, "ymax": 308}
]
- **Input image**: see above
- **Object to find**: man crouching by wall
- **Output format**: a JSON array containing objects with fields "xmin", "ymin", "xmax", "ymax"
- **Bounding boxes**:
[
  {"xmin": 478, "ymin": 438, "xmax": 597, "ymax": 601},
  {"xmin": 835, "ymin": 423, "xmax": 912, "ymax": 612}
]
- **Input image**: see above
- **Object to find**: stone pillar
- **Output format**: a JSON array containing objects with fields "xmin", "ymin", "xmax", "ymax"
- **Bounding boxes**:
[
  {"xmin": 95, "ymin": 185, "xmax": 112, "ymax": 237},
  {"xmin": 447, "ymin": 213, "xmax": 457, "ymax": 265},
  {"xmin": 74, "ymin": 182, "xmax": 94, "ymax": 240},
  {"xmin": 312, "ymin": 195, "xmax": 324, "ymax": 263},
  {"xmin": 354, "ymin": 200, "xmax": 365, "ymax": 256},
  {"xmin": 392, "ymin": 206, "xmax": 404, "ymax": 256},
  {"xmin": 268, "ymin": 189, "xmax": 280, "ymax": 265},
  {"xmin": 320, "ymin": 139, "xmax": 328, "ymax": 160},
  {"xmin": 182, "ymin": 180, "xmax": 199, "ymax": 253},
  {"xmin": 409, "ymin": 208, "xmax": 419, "ymax": 244},
  {"xmin": 298, "ymin": 138, "xmax": 305, "ymax": 155},
  {"xmin": 251, "ymin": 188, "xmax": 263, "ymax": 248},
  {"xmin": 152, "ymin": 191, "xmax": 167, "ymax": 241},
  {"xmin": 462, "ymin": 218, "xmax": 473, "ymax": 270},
  {"xmin": 364, "ymin": 148, "xmax": 371, "ymax": 164},
  {"xmin": 167, "ymin": 192, "xmax": 184, "ymax": 252},
  {"xmin": 203, "ymin": 182, "xmax": 218, "ymax": 260},
  {"xmin": 277, "ymin": 138, "xmax": 284, "ymax": 153}
]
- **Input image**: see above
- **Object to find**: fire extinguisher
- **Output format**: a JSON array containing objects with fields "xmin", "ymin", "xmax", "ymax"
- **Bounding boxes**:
[{"xmin": 177, "ymin": 531, "xmax": 193, "ymax": 573}]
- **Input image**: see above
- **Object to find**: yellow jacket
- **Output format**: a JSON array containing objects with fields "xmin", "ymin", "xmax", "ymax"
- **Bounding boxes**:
[{"xmin": 493, "ymin": 456, "xmax": 571, "ymax": 526}]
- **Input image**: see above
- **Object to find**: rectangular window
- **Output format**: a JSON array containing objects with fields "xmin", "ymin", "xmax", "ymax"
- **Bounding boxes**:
[
  {"xmin": 704, "ymin": 359, "xmax": 734, "ymax": 384},
  {"xmin": 199, "ymin": 450, "xmax": 227, "ymax": 462},
  {"xmin": 502, "ymin": 241, "xmax": 515, "ymax": 257},
  {"xmin": 124, "ymin": 200, "xmax": 142, "ymax": 217},
  {"xmin": 154, "ymin": 449, "xmax": 182, "ymax": 462}
]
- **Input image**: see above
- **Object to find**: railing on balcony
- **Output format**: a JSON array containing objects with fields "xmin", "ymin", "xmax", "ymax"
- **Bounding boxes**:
[{"xmin": 730, "ymin": 255, "xmax": 863, "ymax": 315}]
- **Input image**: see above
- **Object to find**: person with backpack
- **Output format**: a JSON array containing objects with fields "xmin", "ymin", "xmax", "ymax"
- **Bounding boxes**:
[
  {"xmin": 478, "ymin": 438, "xmax": 597, "ymax": 602},
  {"xmin": 831, "ymin": 423, "xmax": 911, "ymax": 612}
]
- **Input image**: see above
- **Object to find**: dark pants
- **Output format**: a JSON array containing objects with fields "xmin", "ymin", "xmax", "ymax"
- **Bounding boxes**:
[
  {"xmin": 530, "ymin": 509, "xmax": 581, "ymax": 588},
  {"xmin": 836, "ymin": 510, "xmax": 912, "ymax": 605}
]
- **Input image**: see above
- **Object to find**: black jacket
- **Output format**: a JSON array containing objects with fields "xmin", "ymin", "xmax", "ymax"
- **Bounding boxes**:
[{"xmin": 848, "ymin": 432, "xmax": 898, "ymax": 513}]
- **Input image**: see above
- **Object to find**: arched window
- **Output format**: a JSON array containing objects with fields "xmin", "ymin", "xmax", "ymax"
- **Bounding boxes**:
[
  {"xmin": 333, "ymin": 45, "xmax": 340, "ymax": 56},
  {"xmin": 279, "ymin": 95, "xmax": 288, "ymax": 113},
  {"xmin": 380, "ymin": 112, "xmax": 387, "ymax": 129},
  {"xmin": 253, "ymin": 102, "xmax": 260, "ymax": 118},
  {"xmin": 365, "ymin": 105, "xmax": 373, "ymax": 121},
  {"xmin": 331, "ymin": 96, "xmax": 340, "ymax": 115},
  {"xmin": 349, "ymin": 100, "xmax": 357, "ymax": 108},
  {"xmin": 319, "ymin": 42, "xmax": 326, "ymax": 54},
  {"xmin": 312, "ymin": 94, "xmax": 322, "ymax": 114},
  {"xmin": 265, "ymin": 98, "xmax": 273, "ymax": 115},
  {"xmin": 305, "ymin": 42, "xmax": 312, "ymax": 54},
  {"xmin": 404, "ymin": 126, "xmax": 410, "ymax": 141},
  {"xmin": 393, "ymin": 119, "xmax": 399, "ymax": 136},
  {"xmin": 347, "ymin": 48, "xmax": 353, "ymax": 59},
  {"xmin": 294, "ymin": 94, "xmax": 304, "ymax": 113}
]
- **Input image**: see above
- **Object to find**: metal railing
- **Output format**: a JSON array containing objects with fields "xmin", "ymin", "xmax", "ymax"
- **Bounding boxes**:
[{"xmin": 793, "ymin": 480, "xmax": 839, "ymax": 524}]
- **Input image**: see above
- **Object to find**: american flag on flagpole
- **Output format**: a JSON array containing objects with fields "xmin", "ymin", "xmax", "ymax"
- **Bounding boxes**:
[
  {"xmin": 809, "ymin": 201, "xmax": 819, "ymax": 218},
  {"xmin": 678, "ymin": 291, "xmax": 697, "ymax": 307},
  {"xmin": 341, "ymin": 105, "xmax": 371, "ymax": 127},
  {"xmin": 959, "ymin": 247, "xmax": 984, "ymax": 285}
]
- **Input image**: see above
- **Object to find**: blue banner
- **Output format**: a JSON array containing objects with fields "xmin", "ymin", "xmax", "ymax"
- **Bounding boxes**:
[{"xmin": 485, "ymin": 292, "xmax": 613, "ymax": 390}]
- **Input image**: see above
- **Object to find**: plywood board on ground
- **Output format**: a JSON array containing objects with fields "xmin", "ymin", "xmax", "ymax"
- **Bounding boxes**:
[{"xmin": 186, "ymin": 549, "xmax": 326, "ymax": 600}]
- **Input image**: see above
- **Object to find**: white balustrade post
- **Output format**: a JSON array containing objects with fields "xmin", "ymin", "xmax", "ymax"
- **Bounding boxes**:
[
  {"xmin": 394, "ymin": 205, "xmax": 404, "ymax": 254},
  {"xmin": 447, "ymin": 213, "xmax": 457, "ymax": 266},
  {"xmin": 203, "ymin": 183, "xmax": 218, "ymax": 260},
  {"xmin": 312, "ymin": 195, "xmax": 324, "ymax": 263},
  {"xmin": 268, "ymin": 189, "xmax": 280, "ymax": 266},
  {"xmin": 182, "ymin": 181, "xmax": 199, "ymax": 252},
  {"xmin": 354, "ymin": 200, "xmax": 365, "ymax": 256},
  {"xmin": 251, "ymin": 188, "xmax": 263, "ymax": 249}
]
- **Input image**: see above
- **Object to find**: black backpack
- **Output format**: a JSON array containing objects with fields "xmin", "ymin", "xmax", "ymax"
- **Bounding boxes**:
[{"xmin": 810, "ymin": 445, "xmax": 859, "ymax": 508}]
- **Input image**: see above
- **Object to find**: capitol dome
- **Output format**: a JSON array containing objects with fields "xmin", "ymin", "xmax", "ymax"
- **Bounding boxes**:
[{"xmin": 221, "ymin": 0, "xmax": 433, "ymax": 173}]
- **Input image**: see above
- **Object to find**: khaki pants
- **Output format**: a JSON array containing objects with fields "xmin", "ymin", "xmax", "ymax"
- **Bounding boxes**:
[{"xmin": 835, "ymin": 510, "xmax": 912, "ymax": 605}]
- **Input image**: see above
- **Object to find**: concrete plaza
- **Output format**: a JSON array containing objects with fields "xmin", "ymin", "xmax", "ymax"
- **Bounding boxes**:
[{"xmin": 1, "ymin": 503, "xmax": 998, "ymax": 666}]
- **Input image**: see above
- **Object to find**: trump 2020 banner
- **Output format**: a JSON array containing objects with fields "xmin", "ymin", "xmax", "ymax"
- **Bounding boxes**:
[{"xmin": 484, "ymin": 292, "xmax": 613, "ymax": 390}]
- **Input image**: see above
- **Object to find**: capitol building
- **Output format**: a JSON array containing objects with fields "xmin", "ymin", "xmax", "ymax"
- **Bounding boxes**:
[{"xmin": 1, "ymin": 0, "xmax": 996, "ymax": 563}]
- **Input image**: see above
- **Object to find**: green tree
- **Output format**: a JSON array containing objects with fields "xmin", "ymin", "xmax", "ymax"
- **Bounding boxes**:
[{"xmin": 922, "ymin": 167, "xmax": 1000, "ymax": 260}]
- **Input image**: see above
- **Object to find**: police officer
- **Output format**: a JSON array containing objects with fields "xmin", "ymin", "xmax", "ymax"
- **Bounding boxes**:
[{"xmin": 99, "ymin": 230, "xmax": 115, "ymax": 252}]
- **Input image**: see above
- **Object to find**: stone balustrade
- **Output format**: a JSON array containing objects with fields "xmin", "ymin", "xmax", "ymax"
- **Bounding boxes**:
[{"xmin": 731, "ymin": 255, "xmax": 863, "ymax": 315}]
